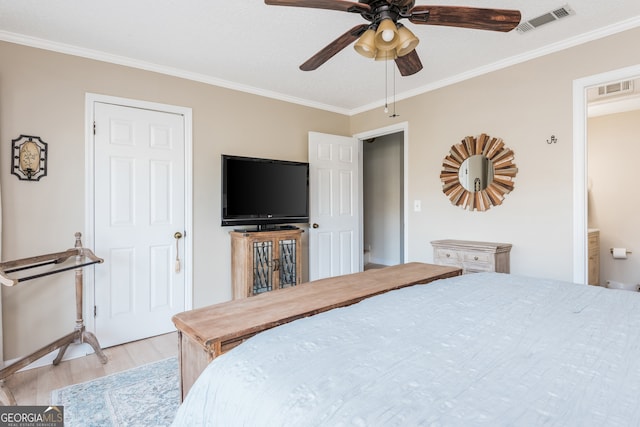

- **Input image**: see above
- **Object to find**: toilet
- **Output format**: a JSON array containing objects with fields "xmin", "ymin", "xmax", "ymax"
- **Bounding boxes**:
[{"xmin": 605, "ymin": 280, "xmax": 640, "ymax": 292}]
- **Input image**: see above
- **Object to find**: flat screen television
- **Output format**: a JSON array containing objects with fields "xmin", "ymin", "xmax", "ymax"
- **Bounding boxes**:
[{"xmin": 221, "ymin": 155, "xmax": 309, "ymax": 229}]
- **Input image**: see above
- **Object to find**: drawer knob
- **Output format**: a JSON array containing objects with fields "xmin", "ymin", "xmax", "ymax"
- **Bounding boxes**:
[
  {"xmin": 446, "ymin": 253, "xmax": 450, "ymax": 258},
  {"xmin": 474, "ymin": 256, "xmax": 479, "ymax": 261}
]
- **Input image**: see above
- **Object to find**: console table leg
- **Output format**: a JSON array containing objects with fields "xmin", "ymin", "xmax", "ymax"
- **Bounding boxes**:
[
  {"xmin": 82, "ymin": 331, "xmax": 108, "ymax": 364},
  {"xmin": 0, "ymin": 381, "xmax": 17, "ymax": 406},
  {"xmin": 52, "ymin": 342, "xmax": 71, "ymax": 366}
]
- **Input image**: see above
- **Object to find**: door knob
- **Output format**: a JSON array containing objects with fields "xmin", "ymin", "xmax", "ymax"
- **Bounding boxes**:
[
  {"xmin": 174, "ymin": 231, "xmax": 183, "ymax": 239},
  {"xmin": 312, "ymin": 223, "xmax": 319, "ymax": 229}
]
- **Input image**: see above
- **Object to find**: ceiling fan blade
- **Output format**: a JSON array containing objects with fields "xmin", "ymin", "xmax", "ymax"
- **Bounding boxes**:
[
  {"xmin": 265, "ymin": 0, "xmax": 371, "ymax": 14},
  {"xmin": 394, "ymin": 49, "xmax": 423, "ymax": 76},
  {"xmin": 300, "ymin": 24, "xmax": 369, "ymax": 71},
  {"xmin": 408, "ymin": 6, "xmax": 521, "ymax": 32},
  {"xmin": 389, "ymin": 0, "xmax": 415, "ymax": 9}
]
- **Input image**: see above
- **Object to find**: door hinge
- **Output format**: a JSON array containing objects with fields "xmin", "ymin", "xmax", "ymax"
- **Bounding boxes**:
[
  {"xmin": 94, "ymin": 305, "xmax": 97, "ymax": 317},
  {"xmin": 93, "ymin": 121, "xmax": 96, "ymax": 135}
]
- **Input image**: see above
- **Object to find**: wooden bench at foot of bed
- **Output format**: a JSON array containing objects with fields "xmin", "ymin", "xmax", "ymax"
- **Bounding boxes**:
[{"xmin": 171, "ymin": 262, "xmax": 462, "ymax": 400}]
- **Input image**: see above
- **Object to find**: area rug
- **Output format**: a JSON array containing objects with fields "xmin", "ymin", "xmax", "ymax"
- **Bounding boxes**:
[{"xmin": 51, "ymin": 357, "xmax": 179, "ymax": 427}]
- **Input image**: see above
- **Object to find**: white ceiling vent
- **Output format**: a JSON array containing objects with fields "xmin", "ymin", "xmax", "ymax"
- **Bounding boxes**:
[
  {"xmin": 516, "ymin": 4, "xmax": 576, "ymax": 34},
  {"xmin": 597, "ymin": 80, "xmax": 634, "ymax": 98}
]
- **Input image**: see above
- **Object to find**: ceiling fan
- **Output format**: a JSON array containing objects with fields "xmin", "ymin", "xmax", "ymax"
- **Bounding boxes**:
[{"xmin": 264, "ymin": 0, "xmax": 521, "ymax": 76}]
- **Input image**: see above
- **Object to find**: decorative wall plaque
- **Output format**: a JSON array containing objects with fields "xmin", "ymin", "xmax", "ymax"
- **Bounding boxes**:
[{"xmin": 11, "ymin": 135, "xmax": 48, "ymax": 181}]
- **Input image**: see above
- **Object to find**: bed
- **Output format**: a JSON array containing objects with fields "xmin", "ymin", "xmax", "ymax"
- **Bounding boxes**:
[{"xmin": 172, "ymin": 272, "xmax": 640, "ymax": 426}]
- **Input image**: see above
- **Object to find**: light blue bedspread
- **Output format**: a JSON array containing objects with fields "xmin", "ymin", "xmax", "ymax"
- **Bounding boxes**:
[{"xmin": 173, "ymin": 273, "xmax": 640, "ymax": 426}]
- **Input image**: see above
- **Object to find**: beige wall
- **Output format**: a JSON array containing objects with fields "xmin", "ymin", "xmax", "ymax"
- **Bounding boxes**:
[
  {"xmin": 351, "ymin": 26, "xmax": 640, "ymax": 279},
  {"xmin": 588, "ymin": 109, "xmax": 640, "ymax": 287},
  {"xmin": 2, "ymin": 25, "xmax": 640, "ymax": 362},
  {"xmin": 0, "ymin": 41, "xmax": 349, "ymax": 360}
]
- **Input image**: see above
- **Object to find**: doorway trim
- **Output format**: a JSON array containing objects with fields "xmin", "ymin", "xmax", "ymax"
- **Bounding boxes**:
[
  {"xmin": 84, "ymin": 93, "xmax": 194, "ymax": 335},
  {"xmin": 354, "ymin": 122, "xmax": 409, "ymax": 266},
  {"xmin": 572, "ymin": 64, "xmax": 640, "ymax": 283}
]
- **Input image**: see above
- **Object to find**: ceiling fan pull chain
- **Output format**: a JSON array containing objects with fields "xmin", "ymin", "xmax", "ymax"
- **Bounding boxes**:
[
  {"xmin": 384, "ymin": 53, "xmax": 389, "ymax": 113},
  {"xmin": 392, "ymin": 59, "xmax": 401, "ymax": 117},
  {"xmin": 391, "ymin": 61, "xmax": 398, "ymax": 117}
]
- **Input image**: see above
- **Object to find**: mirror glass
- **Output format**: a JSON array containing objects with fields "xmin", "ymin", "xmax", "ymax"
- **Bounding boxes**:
[{"xmin": 458, "ymin": 155, "xmax": 494, "ymax": 192}]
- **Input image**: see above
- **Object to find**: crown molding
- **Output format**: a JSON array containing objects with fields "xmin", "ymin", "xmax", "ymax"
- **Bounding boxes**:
[
  {"xmin": 349, "ymin": 15, "xmax": 640, "ymax": 116},
  {"xmin": 2, "ymin": 14, "xmax": 640, "ymax": 117},
  {"xmin": 0, "ymin": 30, "xmax": 351, "ymax": 116}
]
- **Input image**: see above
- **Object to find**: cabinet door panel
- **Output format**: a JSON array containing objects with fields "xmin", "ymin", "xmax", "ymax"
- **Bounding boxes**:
[
  {"xmin": 252, "ymin": 240, "xmax": 274, "ymax": 294},
  {"xmin": 278, "ymin": 238, "xmax": 298, "ymax": 289}
]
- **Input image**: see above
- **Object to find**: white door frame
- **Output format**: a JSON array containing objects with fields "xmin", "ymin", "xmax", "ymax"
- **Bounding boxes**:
[
  {"xmin": 84, "ymin": 93, "xmax": 194, "ymax": 334},
  {"xmin": 354, "ymin": 121, "xmax": 409, "ymax": 265},
  {"xmin": 572, "ymin": 64, "xmax": 640, "ymax": 283}
]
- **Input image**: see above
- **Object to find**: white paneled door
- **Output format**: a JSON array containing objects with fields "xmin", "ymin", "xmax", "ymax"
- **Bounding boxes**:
[
  {"xmin": 308, "ymin": 132, "xmax": 361, "ymax": 281},
  {"xmin": 93, "ymin": 102, "xmax": 186, "ymax": 348}
]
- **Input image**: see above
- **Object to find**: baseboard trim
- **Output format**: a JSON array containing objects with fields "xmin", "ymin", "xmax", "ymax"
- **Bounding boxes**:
[
  {"xmin": 368, "ymin": 257, "xmax": 396, "ymax": 266},
  {"xmin": 4, "ymin": 343, "xmax": 97, "ymax": 373}
]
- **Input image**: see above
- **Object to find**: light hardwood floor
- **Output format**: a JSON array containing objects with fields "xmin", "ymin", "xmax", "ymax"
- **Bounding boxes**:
[{"xmin": 2, "ymin": 332, "xmax": 178, "ymax": 406}]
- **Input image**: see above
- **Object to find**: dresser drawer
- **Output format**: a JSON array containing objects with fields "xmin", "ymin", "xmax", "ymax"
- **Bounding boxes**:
[
  {"xmin": 431, "ymin": 240, "xmax": 512, "ymax": 274},
  {"xmin": 461, "ymin": 252, "xmax": 492, "ymax": 264},
  {"xmin": 463, "ymin": 263, "xmax": 494, "ymax": 273},
  {"xmin": 435, "ymin": 248, "xmax": 460, "ymax": 262}
]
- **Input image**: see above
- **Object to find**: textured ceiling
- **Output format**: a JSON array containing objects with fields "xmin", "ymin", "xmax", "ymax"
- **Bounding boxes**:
[{"xmin": 1, "ymin": 1, "xmax": 640, "ymax": 114}]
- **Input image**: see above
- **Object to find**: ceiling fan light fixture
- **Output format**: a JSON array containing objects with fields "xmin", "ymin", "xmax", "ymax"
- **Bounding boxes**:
[
  {"xmin": 264, "ymin": 1, "xmax": 520, "ymax": 76},
  {"xmin": 354, "ymin": 28, "xmax": 377, "ymax": 59},
  {"xmin": 374, "ymin": 19, "xmax": 399, "ymax": 51},
  {"xmin": 374, "ymin": 49, "xmax": 398, "ymax": 61},
  {"xmin": 395, "ymin": 25, "xmax": 419, "ymax": 57}
]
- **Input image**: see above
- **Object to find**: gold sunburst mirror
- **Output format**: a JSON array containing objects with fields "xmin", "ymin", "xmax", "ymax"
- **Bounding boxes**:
[{"xmin": 440, "ymin": 133, "xmax": 517, "ymax": 211}]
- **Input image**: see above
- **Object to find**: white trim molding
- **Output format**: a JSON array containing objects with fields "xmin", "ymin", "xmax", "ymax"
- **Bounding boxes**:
[
  {"xmin": 3, "ymin": 16, "xmax": 640, "ymax": 116},
  {"xmin": 572, "ymin": 64, "xmax": 640, "ymax": 284}
]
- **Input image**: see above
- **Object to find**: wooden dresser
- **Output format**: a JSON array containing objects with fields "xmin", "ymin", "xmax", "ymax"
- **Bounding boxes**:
[
  {"xmin": 431, "ymin": 239, "xmax": 512, "ymax": 273},
  {"xmin": 588, "ymin": 229, "xmax": 600, "ymax": 286},
  {"xmin": 172, "ymin": 262, "xmax": 461, "ymax": 400}
]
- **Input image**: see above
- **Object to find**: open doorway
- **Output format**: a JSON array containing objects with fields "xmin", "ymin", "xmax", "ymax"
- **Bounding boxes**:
[
  {"xmin": 586, "ymin": 76, "xmax": 640, "ymax": 289},
  {"xmin": 355, "ymin": 123, "xmax": 409, "ymax": 270},
  {"xmin": 573, "ymin": 64, "xmax": 640, "ymax": 284},
  {"xmin": 363, "ymin": 133, "xmax": 405, "ymax": 269}
]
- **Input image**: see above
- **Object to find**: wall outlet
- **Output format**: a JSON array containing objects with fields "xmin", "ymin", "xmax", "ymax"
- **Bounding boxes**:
[{"xmin": 414, "ymin": 200, "xmax": 421, "ymax": 212}]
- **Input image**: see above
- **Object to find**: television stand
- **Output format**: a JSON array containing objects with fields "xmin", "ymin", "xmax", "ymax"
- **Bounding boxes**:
[
  {"xmin": 238, "ymin": 224, "xmax": 300, "ymax": 232},
  {"xmin": 230, "ymin": 228, "xmax": 302, "ymax": 298}
]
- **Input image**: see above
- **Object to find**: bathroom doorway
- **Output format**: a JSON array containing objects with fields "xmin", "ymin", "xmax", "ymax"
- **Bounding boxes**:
[
  {"xmin": 586, "ymin": 75, "xmax": 640, "ymax": 287},
  {"xmin": 573, "ymin": 64, "xmax": 640, "ymax": 284}
]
